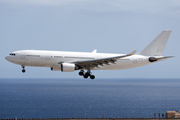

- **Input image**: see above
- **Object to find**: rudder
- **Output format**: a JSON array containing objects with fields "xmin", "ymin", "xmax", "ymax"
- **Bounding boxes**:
[{"xmin": 139, "ymin": 30, "xmax": 171, "ymax": 56}]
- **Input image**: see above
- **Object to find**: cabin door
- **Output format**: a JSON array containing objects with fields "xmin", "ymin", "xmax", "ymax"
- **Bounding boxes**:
[
  {"xmin": 46, "ymin": 53, "xmax": 51, "ymax": 60},
  {"xmin": 133, "ymin": 57, "xmax": 138, "ymax": 63},
  {"xmin": 21, "ymin": 52, "xmax": 25, "ymax": 59}
]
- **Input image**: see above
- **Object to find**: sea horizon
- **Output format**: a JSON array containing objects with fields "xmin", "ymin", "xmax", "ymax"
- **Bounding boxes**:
[{"xmin": 0, "ymin": 78, "xmax": 180, "ymax": 119}]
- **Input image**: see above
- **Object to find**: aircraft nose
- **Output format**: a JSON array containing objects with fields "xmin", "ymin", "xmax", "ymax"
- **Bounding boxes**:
[{"xmin": 5, "ymin": 56, "xmax": 10, "ymax": 61}]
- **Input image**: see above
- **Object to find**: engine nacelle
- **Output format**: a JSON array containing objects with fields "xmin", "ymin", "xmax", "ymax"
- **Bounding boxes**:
[
  {"xmin": 149, "ymin": 57, "xmax": 157, "ymax": 62},
  {"xmin": 61, "ymin": 63, "xmax": 76, "ymax": 72},
  {"xmin": 51, "ymin": 67, "xmax": 61, "ymax": 71}
]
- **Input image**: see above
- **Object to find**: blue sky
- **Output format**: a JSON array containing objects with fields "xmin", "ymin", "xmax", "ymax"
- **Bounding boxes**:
[{"xmin": 0, "ymin": 0, "xmax": 179, "ymax": 78}]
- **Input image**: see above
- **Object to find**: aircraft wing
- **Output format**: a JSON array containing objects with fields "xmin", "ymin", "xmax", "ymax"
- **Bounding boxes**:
[{"xmin": 67, "ymin": 50, "xmax": 136, "ymax": 69}]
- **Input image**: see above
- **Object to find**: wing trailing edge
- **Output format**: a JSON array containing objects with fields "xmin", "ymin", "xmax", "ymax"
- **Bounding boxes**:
[{"xmin": 69, "ymin": 50, "xmax": 137, "ymax": 69}]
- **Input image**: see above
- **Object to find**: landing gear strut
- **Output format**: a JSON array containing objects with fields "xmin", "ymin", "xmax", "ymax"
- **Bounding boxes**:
[
  {"xmin": 79, "ymin": 70, "xmax": 95, "ymax": 79},
  {"xmin": 21, "ymin": 65, "xmax": 26, "ymax": 73}
]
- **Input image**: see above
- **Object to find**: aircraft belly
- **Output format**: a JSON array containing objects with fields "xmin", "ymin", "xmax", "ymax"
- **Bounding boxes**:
[
  {"xmin": 24, "ymin": 57, "xmax": 51, "ymax": 67},
  {"xmin": 25, "ymin": 58, "xmax": 45, "ymax": 66}
]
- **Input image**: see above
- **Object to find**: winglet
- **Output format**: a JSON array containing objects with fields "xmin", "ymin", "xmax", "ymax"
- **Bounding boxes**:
[
  {"xmin": 92, "ymin": 49, "xmax": 97, "ymax": 53},
  {"xmin": 115, "ymin": 50, "xmax": 137, "ymax": 59},
  {"xmin": 129, "ymin": 50, "xmax": 137, "ymax": 55}
]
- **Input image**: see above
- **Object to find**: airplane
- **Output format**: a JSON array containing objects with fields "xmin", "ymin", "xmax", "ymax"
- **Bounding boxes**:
[{"xmin": 5, "ymin": 30, "xmax": 173, "ymax": 79}]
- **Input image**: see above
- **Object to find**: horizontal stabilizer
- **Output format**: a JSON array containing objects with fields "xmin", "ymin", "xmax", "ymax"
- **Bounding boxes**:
[
  {"xmin": 149, "ymin": 56, "xmax": 174, "ymax": 62},
  {"xmin": 156, "ymin": 56, "xmax": 174, "ymax": 61}
]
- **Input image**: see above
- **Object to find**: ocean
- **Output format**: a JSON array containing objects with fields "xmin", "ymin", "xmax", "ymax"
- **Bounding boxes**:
[{"xmin": 0, "ymin": 78, "xmax": 180, "ymax": 119}]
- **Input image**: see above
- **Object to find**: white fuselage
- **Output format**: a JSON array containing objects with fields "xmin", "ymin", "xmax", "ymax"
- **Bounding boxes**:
[{"xmin": 5, "ymin": 50, "xmax": 152, "ymax": 71}]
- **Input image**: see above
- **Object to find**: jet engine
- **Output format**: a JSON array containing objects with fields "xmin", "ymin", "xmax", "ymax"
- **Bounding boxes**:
[{"xmin": 61, "ymin": 63, "xmax": 79, "ymax": 72}]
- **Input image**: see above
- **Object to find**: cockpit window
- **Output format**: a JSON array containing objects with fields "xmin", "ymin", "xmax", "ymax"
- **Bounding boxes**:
[{"xmin": 9, "ymin": 53, "xmax": 16, "ymax": 56}]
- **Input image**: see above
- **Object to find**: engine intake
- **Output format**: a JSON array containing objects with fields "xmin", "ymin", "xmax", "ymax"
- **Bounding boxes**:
[{"xmin": 149, "ymin": 57, "xmax": 157, "ymax": 62}]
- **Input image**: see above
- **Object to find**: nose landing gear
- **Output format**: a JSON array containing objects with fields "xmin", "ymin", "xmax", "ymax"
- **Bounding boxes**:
[
  {"xmin": 21, "ymin": 65, "xmax": 26, "ymax": 73},
  {"xmin": 79, "ymin": 70, "xmax": 95, "ymax": 79}
]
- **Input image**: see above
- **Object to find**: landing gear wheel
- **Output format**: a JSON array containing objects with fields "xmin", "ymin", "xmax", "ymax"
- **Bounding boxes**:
[
  {"xmin": 79, "ymin": 70, "xmax": 84, "ymax": 76},
  {"xmin": 22, "ymin": 69, "xmax": 26, "ymax": 73},
  {"xmin": 83, "ymin": 75, "xmax": 88, "ymax": 79},
  {"xmin": 90, "ymin": 75, "xmax": 95, "ymax": 79},
  {"xmin": 21, "ymin": 65, "xmax": 26, "ymax": 73},
  {"xmin": 80, "ymin": 70, "xmax": 95, "ymax": 79},
  {"xmin": 85, "ymin": 72, "xmax": 90, "ymax": 76}
]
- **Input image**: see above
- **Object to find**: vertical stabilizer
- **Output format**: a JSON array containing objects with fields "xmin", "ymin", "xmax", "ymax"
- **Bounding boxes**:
[{"xmin": 139, "ymin": 30, "xmax": 171, "ymax": 56}]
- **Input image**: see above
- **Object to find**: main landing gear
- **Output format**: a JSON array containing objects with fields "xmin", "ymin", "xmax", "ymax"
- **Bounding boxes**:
[
  {"xmin": 21, "ymin": 65, "xmax": 26, "ymax": 73},
  {"xmin": 79, "ymin": 70, "xmax": 95, "ymax": 79}
]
